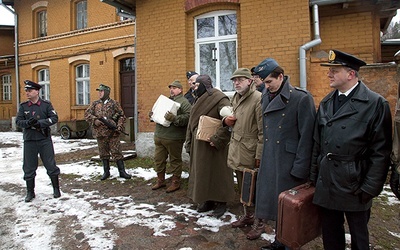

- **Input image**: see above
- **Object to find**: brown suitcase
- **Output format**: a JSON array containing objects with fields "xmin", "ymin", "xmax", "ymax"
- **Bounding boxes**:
[
  {"xmin": 276, "ymin": 183, "xmax": 321, "ymax": 249},
  {"xmin": 240, "ymin": 168, "xmax": 258, "ymax": 206}
]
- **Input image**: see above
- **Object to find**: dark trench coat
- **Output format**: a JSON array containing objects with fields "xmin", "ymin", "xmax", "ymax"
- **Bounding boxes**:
[{"xmin": 311, "ymin": 81, "xmax": 392, "ymax": 211}]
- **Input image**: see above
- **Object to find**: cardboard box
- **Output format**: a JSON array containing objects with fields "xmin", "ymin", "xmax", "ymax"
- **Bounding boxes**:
[
  {"xmin": 196, "ymin": 115, "xmax": 222, "ymax": 141},
  {"xmin": 151, "ymin": 95, "xmax": 181, "ymax": 127}
]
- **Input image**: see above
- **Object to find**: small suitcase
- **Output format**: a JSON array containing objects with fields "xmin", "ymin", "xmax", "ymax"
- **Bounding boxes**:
[
  {"xmin": 240, "ymin": 168, "xmax": 258, "ymax": 206},
  {"xmin": 276, "ymin": 183, "xmax": 321, "ymax": 249}
]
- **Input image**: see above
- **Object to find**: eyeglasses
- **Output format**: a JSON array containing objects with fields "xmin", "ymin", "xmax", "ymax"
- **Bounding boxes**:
[{"xmin": 232, "ymin": 78, "xmax": 248, "ymax": 83}]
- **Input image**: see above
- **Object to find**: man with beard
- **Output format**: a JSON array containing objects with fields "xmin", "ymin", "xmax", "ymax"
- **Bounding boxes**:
[{"xmin": 224, "ymin": 68, "xmax": 263, "ymax": 230}]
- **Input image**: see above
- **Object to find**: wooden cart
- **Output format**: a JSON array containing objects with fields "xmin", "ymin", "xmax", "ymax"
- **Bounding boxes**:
[{"xmin": 57, "ymin": 119, "xmax": 89, "ymax": 139}]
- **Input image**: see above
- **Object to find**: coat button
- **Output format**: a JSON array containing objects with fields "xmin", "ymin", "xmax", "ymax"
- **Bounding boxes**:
[
  {"xmin": 278, "ymin": 126, "xmax": 281, "ymax": 129},
  {"xmin": 341, "ymin": 125, "xmax": 346, "ymax": 129},
  {"xmin": 327, "ymin": 122, "xmax": 332, "ymax": 126},
  {"xmin": 276, "ymin": 141, "xmax": 280, "ymax": 144},
  {"xmin": 324, "ymin": 141, "xmax": 328, "ymax": 145},
  {"xmin": 282, "ymin": 113, "xmax": 285, "ymax": 117},
  {"xmin": 266, "ymin": 139, "xmax": 268, "ymax": 142}
]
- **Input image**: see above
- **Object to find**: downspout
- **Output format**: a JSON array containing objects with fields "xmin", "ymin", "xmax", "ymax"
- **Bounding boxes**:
[
  {"xmin": 299, "ymin": 4, "xmax": 321, "ymax": 90},
  {"xmin": 300, "ymin": 0, "xmax": 354, "ymax": 90},
  {"xmin": 1, "ymin": 4, "xmax": 19, "ymax": 111}
]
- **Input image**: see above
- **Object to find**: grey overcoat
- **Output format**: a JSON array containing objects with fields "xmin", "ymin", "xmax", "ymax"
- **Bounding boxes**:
[{"xmin": 255, "ymin": 77, "xmax": 316, "ymax": 221}]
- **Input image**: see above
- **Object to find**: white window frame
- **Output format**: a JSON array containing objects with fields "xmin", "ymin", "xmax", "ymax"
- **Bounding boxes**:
[
  {"xmin": 2, "ymin": 74, "xmax": 11, "ymax": 101},
  {"xmin": 76, "ymin": 0, "xmax": 87, "ymax": 30},
  {"xmin": 76, "ymin": 64, "xmax": 90, "ymax": 105},
  {"xmin": 38, "ymin": 69, "xmax": 50, "ymax": 100},
  {"xmin": 38, "ymin": 10, "xmax": 47, "ymax": 37},
  {"xmin": 195, "ymin": 10, "xmax": 237, "ymax": 96}
]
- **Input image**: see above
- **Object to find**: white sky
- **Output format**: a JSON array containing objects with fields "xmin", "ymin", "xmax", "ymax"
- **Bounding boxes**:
[
  {"xmin": 0, "ymin": 6, "xmax": 399, "ymax": 26},
  {"xmin": 0, "ymin": 131, "xmax": 279, "ymax": 249}
]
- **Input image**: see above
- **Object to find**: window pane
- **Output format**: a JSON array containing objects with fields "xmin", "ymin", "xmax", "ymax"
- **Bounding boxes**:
[
  {"xmin": 218, "ymin": 14, "xmax": 237, "ymax": 36},
  {"xmin": 2, "ymin": 75, "xmax": 12, "ymax": 101},
  {"xmin": 121, "ymin": 58, "xmax": 135, "ymax": 72},
  {"xmin": 77, "ymin": 0, "xmax": 87, "ymax": 29},
  {"xmin": 199, "ymin": 43, "xmax": 216, "ymax": 87},
  {"xmin": 38, "ymin": 11, "xmax": 47, "ymax": 37},
  {"xmin": 219, "ymin": 41, "xmax": 236, "ymax": 92},
  {"xmin": 38, "ymin": 69, "xmax": 50, "ymax": 100},
  {"xmin": 76, "ymin": 64, "xmax": 90, "ymax": 105},
  {"xmin": 197, "ymin": 17, "xmax": 214, "ymax": 38}
]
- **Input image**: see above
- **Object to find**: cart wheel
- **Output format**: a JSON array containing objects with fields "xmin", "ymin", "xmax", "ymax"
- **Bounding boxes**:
[
  {"xmin": 76, "ymin": 130, "xmax": 87, "ymax": 138},
  {"xmin": 60, "ymin": 125, "xmax": 71, "ymax": 139}
]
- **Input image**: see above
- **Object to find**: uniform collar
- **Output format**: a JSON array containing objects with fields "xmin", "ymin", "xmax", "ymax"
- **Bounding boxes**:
[{"xmin": 28, "ymin": 99, "xmax": 41, "ymax": 106}]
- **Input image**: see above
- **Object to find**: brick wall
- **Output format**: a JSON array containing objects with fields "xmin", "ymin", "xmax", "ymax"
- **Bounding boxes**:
[{"xmin": 14, "ymin": 0, "xmax": 135, "ymax": 123}]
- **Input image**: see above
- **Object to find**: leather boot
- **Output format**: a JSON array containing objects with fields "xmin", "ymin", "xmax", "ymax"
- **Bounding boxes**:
[
  {"xmin": 152, "ymin": 171, "xmax": 166, "ymax": 190},
  {"xmin": 100, "ymin": 159, "xmax": 110, "ymax": 181},
  {"xmin": 231, "ymin": 206, "xmax": 254, "ymax": 228},
  {"xmin": 246, "ymin": 218, "xmax": 265, "ymax": 240},
  {"xmin": 116, "ymin": 160, "xmax": 131, "ymax": 179},
  {"xmin": 50, "ymin": 175, "xmax": 61, "ymax": 198},
  {"xmin": 212, "ymin": 202, "xmax": 227, "ymax": 218},
  {"xmin": 166, "ymin": 175, "xmax": 180, "ymax": 193},
  {"xmin": 25, "ymin": 179, "xmax": 35, "ymax": 202}
]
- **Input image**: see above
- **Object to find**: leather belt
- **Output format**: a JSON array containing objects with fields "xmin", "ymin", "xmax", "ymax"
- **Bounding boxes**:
[{"xmin": 326, "ymin": 153, "xmax": 362, "ymax": 161}]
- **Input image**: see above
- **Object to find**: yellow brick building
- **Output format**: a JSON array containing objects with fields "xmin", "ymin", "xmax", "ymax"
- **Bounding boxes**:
[{"xmin": 1, "ymin": 0, "xmax": 399, "ymax": 147}]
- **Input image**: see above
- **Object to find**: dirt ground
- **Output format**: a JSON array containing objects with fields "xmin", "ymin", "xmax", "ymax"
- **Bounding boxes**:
[{"xmin": 5, "ymin": 142, "xmax": 400, "ymax": 250}]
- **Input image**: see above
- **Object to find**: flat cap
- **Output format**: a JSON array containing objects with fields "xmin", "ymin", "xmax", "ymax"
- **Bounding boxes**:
[
  {"xmin": 230, "ymin": 68, "xmax": 252, "ymax": 80},
  {"xmin": 320, "ymin": 49, "xmax": 366, "ymax": 71},
  {"xmin": 168, "ymin": 80, "xmax": 183, "ymax": 89},
  {"xmin": 24, "ymin": 80, "xmax": 42, "ymax": 90}
]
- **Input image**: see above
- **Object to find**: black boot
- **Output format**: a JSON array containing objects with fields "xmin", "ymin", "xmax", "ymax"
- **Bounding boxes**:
[
  {"xmin": 101, "ymin": 159, "xmax": 110, "ymax": 180},
  {"xmin": 117, "ymin": 160, "xmax": 131, "ymax": 179},
  {"xmin": 25, "ymin": 179, "xmax": 35, "ymax": 202},
  {"xmin": 50, "ymin": 175, "xmax": 61, "ymax": 198}
]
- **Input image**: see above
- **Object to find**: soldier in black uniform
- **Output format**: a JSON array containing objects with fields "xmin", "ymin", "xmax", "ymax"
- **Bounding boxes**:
[{"xmin": 16, "ymin": 80, "xmax": 61, "ymax": 202}]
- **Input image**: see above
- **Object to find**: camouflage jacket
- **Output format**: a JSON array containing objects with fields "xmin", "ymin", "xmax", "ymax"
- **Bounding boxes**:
[{"xmin": 84, "ymin": 98, "xmax": 126, "ymax": 138}]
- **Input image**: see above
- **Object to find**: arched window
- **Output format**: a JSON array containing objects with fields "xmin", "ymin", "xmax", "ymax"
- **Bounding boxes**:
[
  {"xmin": 38, "ymin": 68, "xmax": 50, "ymax": 100},
  {"xmin": 1, "ymin": 74, "xmax": 12, "ymax": 101},
  {"xmin": 76, "ymin": 0, "xmax": 87, "ymax": 30},
  {"xmin": 195, "ymin": 10, "xmax": 237, "ymax": 94},
  {"xmin": 76, "ymin": 64, "xmax": 90, "ymax": 105}
]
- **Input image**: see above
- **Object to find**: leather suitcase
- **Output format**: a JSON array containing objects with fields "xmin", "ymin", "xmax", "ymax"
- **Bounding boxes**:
[
  {"xmin": 240, "ymin": 168, "xmax": 258, "ymax": 206},
  {"xmin": 276, "ymin": 183, "xmax": 321, "ymax": 249}
]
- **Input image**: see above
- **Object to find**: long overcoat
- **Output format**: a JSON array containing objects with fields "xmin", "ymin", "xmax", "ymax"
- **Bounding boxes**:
[
  {"xmin": 311, "ymin": 81, "xmax": 392, "ymax": 211},
  {"xmin": 255, "ymin": 77, "xmax": 316, "ymax": 221},
  {"xmin": 227, "ymin": 83, "xmax": 263, "ymax": 170},
  {"xmin": 186, "ymin": 89, "xmax": 235, "ymax": 204}
]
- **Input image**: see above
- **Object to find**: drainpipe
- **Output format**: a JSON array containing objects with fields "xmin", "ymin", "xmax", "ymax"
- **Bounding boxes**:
[
  {"xmin": 299, "ymin": 4, "xmax": 321, "ymax": 90},
  {"xmin": 300, "ymin": 0, "xmax": 354, "ymax": 90},
  {"xmin": 1, "ymin": 4, "xmax": 19, "ymax": 111}
]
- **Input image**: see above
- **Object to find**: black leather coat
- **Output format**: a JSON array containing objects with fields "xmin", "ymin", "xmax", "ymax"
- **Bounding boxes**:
[{"xmin": 311, "ymin": 81, "xmax": 392, "ymax": 211}]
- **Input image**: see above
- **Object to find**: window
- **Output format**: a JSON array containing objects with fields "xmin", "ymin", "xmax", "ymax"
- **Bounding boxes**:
[
  {"xmin": 195, "ymin": 11, "xmax": 237, "ymax": 94},
  {"xmin": 38, "ymin": 69, "xmax": 50, "ymax": 100},
  {"xmin": 2, "ymin": 75, "xmax": 12, "ymax": 101},
  {"xmin": 38, "ymin": 10, "xmax": 47, "ymax": 37},
  {"xmin": 76, "ymin": 0, "xmax": 87, "ymax": 30},
  {"xmin": 76, "ymin": 64, "xmax": 90, "ymax": 105}
]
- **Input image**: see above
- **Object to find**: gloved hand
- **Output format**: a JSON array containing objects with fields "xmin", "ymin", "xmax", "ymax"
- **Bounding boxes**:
[
  {"xmin": 27, "ymin": 117, "xmax": 38, "ymax": 126},
  {"xmin": 390, "ymin": 168, "xmax": 400, "ymax": 200},
  {"xmin": 117, "ymin": 125, "xmax": 124, "ymax": 132},
  {"xmin": 223, "ymin": 115, "xmax": 237, "ymax": 127},
  {"xmin": 94, "ymin": 119, "xmax": 102, "ymax": 126},
  {"xmin": 164, "ymin": 111, "xmax": 176, "ymax": 122},
  {"xmin": 359, "ymin": 191, "xmax": 374, "ymax": 204},
  {"xmin": 255, "ymin": 159, "xmax": 260, "ymax": 168}
]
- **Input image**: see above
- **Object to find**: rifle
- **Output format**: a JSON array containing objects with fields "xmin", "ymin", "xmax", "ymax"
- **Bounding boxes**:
[{"xmin": 97, "ymin": 117, "xmax": 129, "ymax": 136}]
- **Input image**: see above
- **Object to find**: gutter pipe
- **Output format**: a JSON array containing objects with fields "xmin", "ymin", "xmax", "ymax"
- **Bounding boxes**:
[
  {"xmin": 1, "ymin": 3, "xmax": 19, "ymax": 111},
  {"xmin": 300, "ymin": 0, "xmax": 354, "ymax": 90}
]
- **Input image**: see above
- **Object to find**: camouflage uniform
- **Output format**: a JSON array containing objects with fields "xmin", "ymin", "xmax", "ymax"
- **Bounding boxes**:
[
  {"xmin": 85, "ymin": 84, "xmax": 131, "ymax": 180},
  {"xmin": 84, "ymin": 98, "xmax": 126, "ymax": 160}
]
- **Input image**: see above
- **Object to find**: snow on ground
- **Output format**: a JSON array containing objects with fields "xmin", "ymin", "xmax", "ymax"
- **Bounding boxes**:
[
  {"xmin": 0, "ymin": 132, "xmax": 275, "ymax": 249},
  {"xmin": 2, "ymin": 131, "xmax": 399, "ymax": 249}
]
